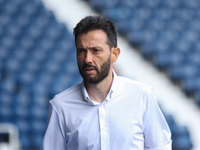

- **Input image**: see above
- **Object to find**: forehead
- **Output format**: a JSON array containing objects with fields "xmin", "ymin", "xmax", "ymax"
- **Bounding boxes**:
[{"xmin": 76, "ymin": 30, "xmax": 108, "ymax": 47}]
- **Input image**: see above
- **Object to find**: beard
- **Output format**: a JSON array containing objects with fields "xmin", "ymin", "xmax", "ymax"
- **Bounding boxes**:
[{"xmin": 78, "ymin": 55, "xmax": 111, "ymax": 84}]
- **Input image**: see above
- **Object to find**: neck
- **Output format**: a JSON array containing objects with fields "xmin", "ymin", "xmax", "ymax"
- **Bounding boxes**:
[{"xmin": 85, "ymin": 70, "xmax": 113, "ymax": 103}]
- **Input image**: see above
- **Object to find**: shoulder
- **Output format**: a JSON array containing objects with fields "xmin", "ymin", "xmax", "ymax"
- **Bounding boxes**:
[
  {"xmin": 117, "ymin": 76, "xmax": 152, "ymax": 93},
  {"xmin": 50, "ymin": 82, "xmax": 83, "ymax": 107}
]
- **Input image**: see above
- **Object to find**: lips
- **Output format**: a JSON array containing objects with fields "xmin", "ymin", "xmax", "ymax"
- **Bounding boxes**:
[{"xmin": 84, "ymin": 67, "xmax": 96, "ymax": 74}]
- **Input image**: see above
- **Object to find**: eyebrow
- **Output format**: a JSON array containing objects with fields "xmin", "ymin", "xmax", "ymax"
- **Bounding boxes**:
[{"xmin": 77, "ymin": 46, "xmax": 103, "ymax": 50}]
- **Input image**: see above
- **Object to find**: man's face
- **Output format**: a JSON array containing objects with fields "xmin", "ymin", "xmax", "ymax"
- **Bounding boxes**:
[{"xmin": 76, "ymin": 30, "xmax": 112, "ymax": 84}]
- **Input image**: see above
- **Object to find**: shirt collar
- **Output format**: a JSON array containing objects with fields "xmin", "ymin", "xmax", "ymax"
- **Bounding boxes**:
[{"xmin": 81, "ymin": 70, "xmax": 119, "ymax": 105}]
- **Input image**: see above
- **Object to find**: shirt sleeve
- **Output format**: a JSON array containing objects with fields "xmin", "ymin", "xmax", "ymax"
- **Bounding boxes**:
[
  {"xmin": 143, "ymin": 88, "xmax": 172, "ymax": 150},
  {"xmin": 40, "ymin": 103, "xmax": 67, "ymax": 150}
]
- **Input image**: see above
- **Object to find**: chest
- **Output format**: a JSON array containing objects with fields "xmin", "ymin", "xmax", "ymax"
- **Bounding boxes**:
[{"xmin": 63, "ymin": 94, "xmax": 145, "ymax": 149}]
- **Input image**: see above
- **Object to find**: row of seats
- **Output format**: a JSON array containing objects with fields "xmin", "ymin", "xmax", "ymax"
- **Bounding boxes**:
[
  {"xmin": 90, "ymin": 0, "xmax": 200, "ymax": 9},
  {"xmin": 0, "ymin": 0, "xmax": 82, "ymax": 149},
  {"xmin": 104, "ymin": 8, "xmax": 200, "ymax": 23}
]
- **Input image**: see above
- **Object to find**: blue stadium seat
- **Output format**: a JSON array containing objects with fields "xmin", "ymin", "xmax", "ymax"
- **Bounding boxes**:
[
  {"xmin": 19, "ymin": 36, "xmax": 34, "ymax": 50},
  {"xmin": 173, "ymin": 40, "xmax": 193, "ymax": 55},
  {"xmin": 30, "ymin": 120, "xmax": 46, "ymax": 135},
  {"xmin": 179, "ymin": 30, "xmax": 199, "ymax": 44},
  {"xmin": 116, "ymin": 19, "xmax": 146, "ymax": 35},
  {"xmin": 159, "ymin": 30, "xmax": 180, "ymax": 43},
  {"xmin": 0, "ymin": 105, "xmax": 13, "ymax": 122},
  {"xmin": 20, "ymin": 133, "xmax": 31, "ymax": 149},
  {"xmin": 31, "ymin": 49, "xmax": 47, "ymax": 63},
  {"xmin": 31, "ymin": 133, "xmax": 45, "ymax": 149},
  {"xmin": 188, "ymin": 20, "xmax": 200, "ymax": 32},
  {"xmin": 38, "ymin": 9, "xmax": 55, "ymax": 21},
  {"xmin": 127, "ymin": 30, "xmax": 158, "ymax": 46},
  {"xmin": 153, "ymin": 8, "xmax": 174, "ymax": 21},
  {"xmin": 162, "ymin": 0, "xmax": 182, "ymax": 8},
  {"xmin": 33, "ymin": 72, "xmax": 53, "ymax": 87},
  {"xmin": 25, "ymin": 26, "xmax": 43, "ymax": 41},
  {"xmin": 121, "ymin": 0, "xmax": 141, "ymax": 8},
  {"xmin": 171, "ymin": 125, "xmax": 193, "ymax": 150},
  {"xmin": 15, "ymin": 14, "xmax": 31, "ymax": 29},
  {"xmin": 0, "ymin": 46, "xmax": 9, "ymax": 61},
  {"xmin": 182, "ymin": 0, "xmax": 200, "ymax": 9},
  {"xmin": 47, "ymin": 50, "xmax": 68, "ymax": 64},
  {"xmin": 168, "ymin": 64, "xmax": 200, "ymax": 81},
  {"xmin": 140, "ymin": 39, "xmax": 172, "ymax": 58},
  {"xmin": 12, "ymin": 0, "xmax": 26, "ymax": 6},
  {"xmin": 31, "ymin": 93, "xmax": 49, "ymax": 107},
  {"xmin": 13, "ymin": 106, "xmax": 30, "ymax": 120},
  {"xmin": 23, "ymin": 59, "xmax": 40, "ymax": 73},
  {"xmin": 14, "ymin": 119, "xmax": 30, "ymax": 135},
  {"xmin": 181, "ymin": 77, "xmax": 200, "ymax": 94},
  {"xmin": 15, "ymin": 91, "xmax": 31, "ymax": 107},
  {"xmin": 42, "ymin": 61, "xmax": 61, "ymax": 75},
  {"xmin": 132, "ymin": 8, "xmax": 153, "ymax": 21},
  {"xmin": 90, "ymin": 0, "xmax": 119, "ymax": 11},
  {"xmin": 15, "ymin": 70, "xmax": 35, "ymax": 90},
  {"xmin": 21, "ymin": 0, "xmax": 44, "ymax": 18},
  {"xmin": 49, "ymin": 75, "xmax": 73, "ymax": 95},
  {"xmin": 174, "ymin": 136, "xmax": 193, "ymax": 150},
  {"xmin": 174, "ymin": 9, "xmax": 195, "ymax": 21},
  {"xmin": 167, "ymin": 20, "xmax": 187, "ymax": 32},
  {"xmin": 29, "ymin": 106, "xmax": 48, "ymax": 120},
  {"xmin": 30, "ymin": 16, "xmax": 50, "ymax": 31},
  {"xmin": 103, "ymin": 7, "xmax": 132, "ymax": 22},
  {"xmin": 5, "ymin": 23, "xmax": 22, "ymax": 39},
  {"xmin": 153, "ymin": 52, "xmax": 185, "ymax": 69},
  {"xmin": 141, "ymin": 0, "xmax": 161, "ymax": 8},
  {"xmin": 34, "ymin": 38, "xmax": 54, "ymax": 52},
  {"xmin": 3, "ymin": 2, "xmax": 19, "ymax": 17},
  {"xmin": 0, "ymin": 14, "xmax": 11, "ymax": 27},
  {"xmin": 187, "ymin": 52, "xmax": 200, "ymax": 66},
  {"xmin": 4, "ymin": 58, "xmax": 21, "ymax": 75},
  {"xmin": 0, "ymin": 35, "xmax": 15, "ymax": 50},
  {"xmin": 12, "ymin": 47, "xmax": 27, "ymax": 63},
  {"xmin": 147, "ymin": 19, "xmax": 166, "ymax": 32},
  {"xmin": 0, "ymin": 91, "xmax": 13, "ymax": 106},
  {"xmin": 29, "ymin": 82, "xmax": 48, "ymax": 96}
]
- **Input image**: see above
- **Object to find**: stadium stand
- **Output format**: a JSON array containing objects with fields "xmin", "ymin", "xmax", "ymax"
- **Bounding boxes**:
[
  {"xmin": 0, "ymin": 0, "xmax": 82, "ymax": 149},
  {"xmin": 0, "ymin": 0, "xmax": 196, "ymax": 149}
]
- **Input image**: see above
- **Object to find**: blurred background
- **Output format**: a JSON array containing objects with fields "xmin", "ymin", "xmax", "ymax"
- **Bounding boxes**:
[{"xmin": 0, "ymin": 0, "xmax": 200, "ymax": 149}]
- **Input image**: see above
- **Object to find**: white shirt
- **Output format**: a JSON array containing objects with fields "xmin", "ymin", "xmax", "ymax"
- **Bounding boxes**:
[{"xmin": 41, "ymin": 72, "xmax": 172, "ymax": 150}]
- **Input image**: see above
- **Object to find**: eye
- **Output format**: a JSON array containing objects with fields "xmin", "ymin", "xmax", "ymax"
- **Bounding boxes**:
[
  {"xmin": 77, "ymin": 48, "xmax": 85, "ymax": 54},
  {"xmin": 93, "ymin": 49, "xmax": 100, "ymax": 53}
]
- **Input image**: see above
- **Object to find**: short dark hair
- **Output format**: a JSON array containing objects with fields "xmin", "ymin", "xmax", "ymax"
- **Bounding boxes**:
[{"xmin": 73, "ymin": 15, "xmax": 117, "ymax": 49}]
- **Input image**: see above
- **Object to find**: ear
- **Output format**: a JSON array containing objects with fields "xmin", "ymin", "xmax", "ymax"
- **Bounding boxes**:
[{"xmin": 111, "ymin": 47, "xmax": 120, "ymax": 63}]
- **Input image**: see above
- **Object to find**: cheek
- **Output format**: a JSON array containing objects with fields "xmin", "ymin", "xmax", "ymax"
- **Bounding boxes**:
[
  {"xmin": 76, "ymin": 58, "xmax": 83, "ymax": 68},
  {"xmin": 77, "ymin": 55, "xmax": 84, "ymax": 63}
]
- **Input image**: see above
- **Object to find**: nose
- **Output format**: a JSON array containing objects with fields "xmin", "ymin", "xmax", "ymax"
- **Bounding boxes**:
[{"xmin": 85, "ymin": 51, "xmax": 93, "ymax": 64}]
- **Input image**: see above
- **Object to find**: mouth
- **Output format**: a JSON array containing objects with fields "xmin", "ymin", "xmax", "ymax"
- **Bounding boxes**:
[{"xmin": 84, "ymin": 67, "xmax": 96, "ymax": 74}]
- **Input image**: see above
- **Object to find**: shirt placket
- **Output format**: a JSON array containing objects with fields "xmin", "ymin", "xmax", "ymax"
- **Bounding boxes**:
[{"xmin": 99, "ymin": 103, "xmax": 108, "ymax": 150}]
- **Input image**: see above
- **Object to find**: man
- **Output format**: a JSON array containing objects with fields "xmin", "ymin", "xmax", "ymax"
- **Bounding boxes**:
[{"xmin": 41, "ymin": 15, "xmax": 171, "ymax": 150}]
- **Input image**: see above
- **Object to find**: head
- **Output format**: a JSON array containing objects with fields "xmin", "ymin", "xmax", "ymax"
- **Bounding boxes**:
[
  {"xmin": 73, "ymin": 15, "xmax": 120, "ymax": 84},
  {"xmin": 73, "ymin": 15, "xmax": 117, "ymax": 49}
]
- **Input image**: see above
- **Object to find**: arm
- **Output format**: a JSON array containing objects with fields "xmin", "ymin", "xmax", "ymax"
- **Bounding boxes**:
[
  {"xmin": 40, "ymin": 104, "xmax": 67, "ymax": 150},
  {"xmin": 143, "ymin": 89, "xmax": 172, "ymax": 150}
]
